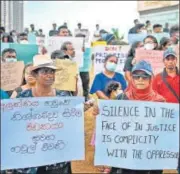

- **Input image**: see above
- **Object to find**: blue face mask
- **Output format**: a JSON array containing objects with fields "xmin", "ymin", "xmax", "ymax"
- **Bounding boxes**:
[{"xmin": 106, "ymin": 62, "xmax": 117, "ymax": 72}]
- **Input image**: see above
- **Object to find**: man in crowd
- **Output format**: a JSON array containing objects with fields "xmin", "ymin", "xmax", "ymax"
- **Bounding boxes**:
[
  {"xmin": 18, "ymin": 32, "xmax": 29, "ymax": 44},
  {"xmin": 49, "ymin": 23, "xmax": 58, "ymax": 36},
  {"xmin": 60, "ymin": 41, "xmax": 75, "ymax": 60},
  {"xmin": 128, "ymin": 19, "xmax": 140, "ymax": 34},
  {"xmin": 38, "ymin": 29, "xmax": 45, "ymax": 37},
  {"xmin": 94, "ymin": 24, "xmax": 100, "ymax": 37},
  {"xmin": 77, "ymin": 23, "xmax": 82, "ymax": 30},
  {"xmin": 153, "ymin": 24, "xmax": 163, "ymax": 33},
  {"xmin": 58, "ymin": 25, "xmax": 69, "ymax": 36},
  {"xmin": 1, "ymin": 48, "xmax": 17, "ymax": 63},
  {"xmin": 51, "ymin": 50, "xmax": 65, "ymax": 60},
  {"xmin": 170, "ymin": 24, "xmax": 179, "ymax": 45},
  {"xmin": 145, "ymin": 20, "xmax": 152, "ymax": 34},
  {"xmin": 163, "ymin": 22, "xmax": 170, "ymax": 33},
  {"xmin": 0, "ymin": 26, "xmax": 6, "ymax": 39},
  {"xmin": 153, "ymin": 48, "xmax": 179, "ymax": 103},
  {"xmin": 29, "ymin": 24, "xmax": 38, "ymax": 36}
]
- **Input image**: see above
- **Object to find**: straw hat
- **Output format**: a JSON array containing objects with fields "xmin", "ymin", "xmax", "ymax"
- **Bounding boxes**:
[{"xmin": 31, "ymin": 54, "xmax": 57, "ymax": 72}]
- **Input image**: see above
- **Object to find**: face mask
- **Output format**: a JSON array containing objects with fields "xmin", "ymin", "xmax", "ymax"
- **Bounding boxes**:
[
  {"xmin": 5, "ymin": 58, "xmax": 17, "ymax": 63},
  {"xmin": 106, "ymin": 62, "xmax": 117, "ymax": 72},
  {"xmin": 20, "ymin": 40, "xmax": 29, "ymax": 44},
  {"xmin": 144, "ymin": 43, "xmax": 154, "ymax": 50}
]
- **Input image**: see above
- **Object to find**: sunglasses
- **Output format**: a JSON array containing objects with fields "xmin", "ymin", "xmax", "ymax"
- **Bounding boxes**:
[
  {"xmin": 132, "ymin": 74, "xmax": 151, "ymax": 80},
  {"xmin": 38, "ymin": 68, "xmax": 55, "ymax": 75}
]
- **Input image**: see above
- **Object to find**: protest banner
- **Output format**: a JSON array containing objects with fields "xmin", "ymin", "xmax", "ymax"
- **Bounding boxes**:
[
  {"xmin": 1, "ymin": 42, "xmax": 10, "ymax": 53},
  {"xmin": 47, "ymin": 37, "xmax": 84, "ymax": 67},
  {"xmin": 1, "ymin": 97, "xmax": 85, "ymax": 170},
  {"xmin": 93, "ymin": 45, "xmax": 130, "ymax": 75},
  {"xmin": 95, "ymin": 100, "xmax": 179, "ymax": 170},
  {"xmin": 74, "ymin": 29, "xmax": 90, "ymax": 42},
  {"xmin": 152, "ymin": 33, "xmax": 170, "ymax": 43},
  {"xmin": 1, "ymin": 61, "xmax": 24, "ymax": 91},
  {"xmin": 128, "ymin": 33, "xmax": 147, "ymax": 44},
  {"xmin": 10, "ymin": 43, "xmax": 39, "ymax": 64},
  {"xmin": 53, "ymin": 59, "xmax": 78, "ymax": 91},
  {"xmin": 135, "ymin": 49, "xmax": 164, "ymax": 74}
]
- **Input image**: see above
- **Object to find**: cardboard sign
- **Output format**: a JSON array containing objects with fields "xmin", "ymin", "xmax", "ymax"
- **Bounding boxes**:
[
  {"xmin": 1, "ymin": 97, "xmax": 84, "ymax": 170},
  {"xmin": 135, "ymin": 49, "xmax": 164, "ymax": 74},
  {"xmin": 95, "ymin": 100, "xmax": 179, "ymax": 170},
  {"xmin": 53, "ymin": 59, "xmax": 78, "ymax": 91},
  {"xmin": 1, "ymin": 61, "xmax": 24, "ymax": 91},
  {"xmin": 47, "ymin": 37, "xmax": 84, "ymax": 67},
  {"xmin": 93, "ymin": 45, "xmax": 130, "ymax": 75}
]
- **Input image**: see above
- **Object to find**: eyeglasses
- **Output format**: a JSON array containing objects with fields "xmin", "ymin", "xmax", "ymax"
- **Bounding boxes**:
[
  {"xmin": 38, "ymin": 68, "xmax": 55, "ymax": 75},
  {"xmin": 132, "ymin": 74, "xmax": 150, "ymax": 80}
]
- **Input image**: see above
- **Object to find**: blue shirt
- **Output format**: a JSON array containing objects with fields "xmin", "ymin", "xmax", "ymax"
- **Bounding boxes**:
[
  {"xmin": 90, "ymin": 72, "xmax": 127, "ymax": 95},
  {"xmin": 0, "ymin": 89, "xmax": 9, "ymax": 99}
]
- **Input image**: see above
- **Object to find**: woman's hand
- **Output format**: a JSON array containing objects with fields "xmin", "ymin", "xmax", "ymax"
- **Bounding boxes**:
[{"xmin": 84, "ymin": 99, "xmax": 94, "ymax": 111}]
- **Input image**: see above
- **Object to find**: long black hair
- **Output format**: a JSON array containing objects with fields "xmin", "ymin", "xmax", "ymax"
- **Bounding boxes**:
[{"xmin": 128, "ymin": 41, "xmax": 142, "ymax": 57}]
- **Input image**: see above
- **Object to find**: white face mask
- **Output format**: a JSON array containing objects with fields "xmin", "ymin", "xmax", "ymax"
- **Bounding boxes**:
[
  {"xmin": 144, "ymin": 43, "xmax": 155, "ymax": 50},
  {"xmin": 141, "ymin": 30, "xmax": 147, "ymax": 34},
  {"xmin": 5, "ymin": 58, "xmax": 17, "ymax": 63},
  {"xmin": 20, "ymin": 40, "xmax": 29, "ymax": 44}
]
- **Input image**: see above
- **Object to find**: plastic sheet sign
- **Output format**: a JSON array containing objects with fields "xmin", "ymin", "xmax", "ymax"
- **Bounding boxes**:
[
  {"xmin": 95, "ymin": 100, "xmax": 179, "ymax": 170},
  {"xmin": 1, "ymin": 97, "xmax": 85, "ymax": 170}
]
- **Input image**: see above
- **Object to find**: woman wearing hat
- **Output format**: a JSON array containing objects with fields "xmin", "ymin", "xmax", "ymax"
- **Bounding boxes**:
[
  {"xmin": 16, "ymin": 55, "xmax": 72, "ymax": 174},
  {"xmin": 93, "ymin": 60, "xmax": 165, "ymax": 174}
]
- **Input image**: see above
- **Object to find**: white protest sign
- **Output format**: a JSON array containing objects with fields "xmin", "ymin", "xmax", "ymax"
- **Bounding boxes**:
[
  {"xmin": 95, "ymin": 100, "xmax": 179, "ymax": 170},
  {"xmin": 47, "ymin": 37, "xmax": 84, "ymax": 67},
  {"xmin": 93, "ymin": 45, "xmax": 130, "ymax": 75},
  {"xmin": 1, "ymin": 97, "xmax": 85, "ymax": 170}
]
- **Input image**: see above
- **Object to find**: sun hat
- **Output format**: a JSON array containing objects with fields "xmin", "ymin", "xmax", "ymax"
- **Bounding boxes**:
[{"xmin": 31, "ymin": 54, "xmax": 57, "ymax": 72}]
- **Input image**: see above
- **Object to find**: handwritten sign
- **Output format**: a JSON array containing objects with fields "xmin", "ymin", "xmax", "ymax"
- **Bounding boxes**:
[
  {"xmin": 95, "ymin": 100, "xmax": 179, "ymax": 170},
  {"xmin": 128, "ymin": 33, "xmax": 147, "ymax": 44},
  {"xmin": 1, "ymin": 97, "xmax": 85, "ymax": 170},
  {"xmin": 1, "ymin": 61, "xmax": 24, "ymax": 91},
  {"xmin": 135, "ymin": 49, "xmax": 164, "ymax": 74},
  {"xmin": 53, "ymin": 59, "xmax": 78, "ymax": 91},
  {"xmin": 93, "ymin": 45, "xmax": 130, "ymax": 75},
  {"xmin": 47, "ymin": 37, "xmax": 84, "ymax": 67}
]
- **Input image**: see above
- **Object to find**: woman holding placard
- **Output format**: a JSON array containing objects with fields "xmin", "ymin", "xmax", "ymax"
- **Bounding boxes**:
[
  {"xmin": 15, "ymin": 55, "xmax": 72, "ymax": 174},
  {"xmin": 90, "ymin": 54, "xmax": 127, "ymax": 100},
  {"xmin": 93, "ymin": 60, "xmax": 165, "ymax": 174}
]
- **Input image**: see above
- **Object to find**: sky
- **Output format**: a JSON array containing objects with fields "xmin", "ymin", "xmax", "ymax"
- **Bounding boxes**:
[{"xmin": 24, "ymin": 1, "xmax": 139, "ymax": 38}]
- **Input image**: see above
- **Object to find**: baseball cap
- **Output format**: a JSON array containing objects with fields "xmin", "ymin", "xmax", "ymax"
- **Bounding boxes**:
[
  {"xmin": 132, "ymin": 60, "xmax": 153, "ymax": 76},
  {"xmin": 163, "ymin": 48, "xmax": 177, "ymax": 59}
]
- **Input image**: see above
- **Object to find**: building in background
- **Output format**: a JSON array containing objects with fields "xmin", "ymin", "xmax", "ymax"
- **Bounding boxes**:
[
  {"xmin": 1, "ymin": 0, "xmax": 24, "ymax": 33},
  {"xmin": 137, "ymin": 1, "xmax": 179, "ymax": 27}
]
